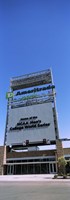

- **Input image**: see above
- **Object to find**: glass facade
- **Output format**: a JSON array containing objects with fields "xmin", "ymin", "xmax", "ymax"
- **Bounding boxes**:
[{"xmin": 6, "ymin": 156, "xmax": 57, "ymax": 175}]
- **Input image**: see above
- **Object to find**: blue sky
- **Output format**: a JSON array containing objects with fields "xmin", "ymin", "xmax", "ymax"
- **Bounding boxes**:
[{"xmin": 0, "ymin": 0, "xmax": 70, "ymax": 147}]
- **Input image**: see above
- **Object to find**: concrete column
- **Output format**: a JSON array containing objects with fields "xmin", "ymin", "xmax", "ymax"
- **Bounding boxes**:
[
  {"xmin": 56, "ymin": 140, "xmax": 64, "ymax": 159},
  {"xmin": 0, "ymin": 146, "xmax": 4, "ymax": 175}
]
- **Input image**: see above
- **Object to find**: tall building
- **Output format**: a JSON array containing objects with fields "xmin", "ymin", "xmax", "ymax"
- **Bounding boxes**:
[{"xmin": 0, "ymin": 69, "xmax": 70, "ymax": 175}]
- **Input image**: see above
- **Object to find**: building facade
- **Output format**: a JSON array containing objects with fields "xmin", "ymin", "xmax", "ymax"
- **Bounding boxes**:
[{"xmin": 0, "ymin": 69, "xmax": 70, "ymax": 175}]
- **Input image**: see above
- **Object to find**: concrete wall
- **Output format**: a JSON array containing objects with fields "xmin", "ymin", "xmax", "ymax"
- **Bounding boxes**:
[{"xmin": 6, "ymin": 147, "xmax": 56, "ymax": 159}]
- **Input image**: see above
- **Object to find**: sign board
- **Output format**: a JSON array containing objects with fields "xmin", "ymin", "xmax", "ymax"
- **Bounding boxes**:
[
  {"xmin": 6, "ymin": 92, "xmax": 14, "ymax": 99},
  {"xmin": 6, "ymin": 102, "xmax": 56, "ymax": 145}
]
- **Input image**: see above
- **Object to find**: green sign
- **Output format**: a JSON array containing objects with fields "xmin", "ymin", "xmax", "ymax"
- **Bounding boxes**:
[{"xmin": 6, "ymin": 92, "xmax": 14, "ymax": 99}]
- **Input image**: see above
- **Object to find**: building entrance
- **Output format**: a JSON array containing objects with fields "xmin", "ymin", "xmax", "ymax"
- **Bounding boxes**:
[{"xmin": 7, "ymin": 162, "xmax": 57, "ymax": 175}]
